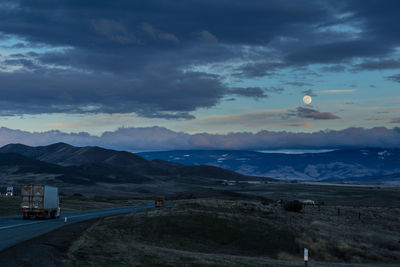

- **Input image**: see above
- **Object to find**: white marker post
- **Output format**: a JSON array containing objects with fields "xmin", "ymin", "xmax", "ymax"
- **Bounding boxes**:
[
  {"xmin": 304, "ymin": 248, "xmax": 308, "ymax": 267},
  {"xmin": 64, "ymin": 217, "xmax": 67, "ymax": 224}
]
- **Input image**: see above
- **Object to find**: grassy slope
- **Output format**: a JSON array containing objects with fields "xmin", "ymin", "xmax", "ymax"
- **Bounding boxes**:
[
  {"xmin": 0, "ymin": 196, "xmax": 22, "ymax": 217},
  {"xmin": 65, "ymin": 199, "xmax": 400, "ymax": 266},
  {"xmin": 240, "ymin": 182, "xmax": 400, "ymax": 207}
]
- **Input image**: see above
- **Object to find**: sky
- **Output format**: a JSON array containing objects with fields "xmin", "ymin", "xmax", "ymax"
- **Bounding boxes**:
[{"xmin": 0, "ymin": 0, "xmax": 400, "ymax": 150}]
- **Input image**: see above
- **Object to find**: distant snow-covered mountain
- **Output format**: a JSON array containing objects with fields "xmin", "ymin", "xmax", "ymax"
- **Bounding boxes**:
[{"xmin": 138, "ymin": 148, "xmax": 400, "ymax": 184}]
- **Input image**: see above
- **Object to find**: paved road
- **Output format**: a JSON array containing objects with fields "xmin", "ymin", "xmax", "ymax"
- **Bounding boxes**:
[{"xmin": 0, "ymin": 203, "xmax": 154, "ymax": 251}]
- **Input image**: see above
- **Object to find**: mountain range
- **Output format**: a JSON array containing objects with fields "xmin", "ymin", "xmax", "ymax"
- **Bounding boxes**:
[
  {"xmin": 138, "ymin": 149, "xmax": 400, "ymax": 185},
  {"xmin": 1, "ymin": 143, "xmax": 399, "ymax": 197},
  {"xmin": 0, "ymin": 143, "xmax": 266, "ymax": 197}
]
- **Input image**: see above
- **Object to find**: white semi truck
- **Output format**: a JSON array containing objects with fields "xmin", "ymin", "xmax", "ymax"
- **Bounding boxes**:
[{"xmin": 20, "ymin": 184, "xmax": 60, "ymax": 219}]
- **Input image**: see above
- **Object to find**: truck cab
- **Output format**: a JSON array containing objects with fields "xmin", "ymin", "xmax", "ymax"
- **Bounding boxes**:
[{"xmin": 6, "ymin": 186, "xmax": 13, "ymax": 196}]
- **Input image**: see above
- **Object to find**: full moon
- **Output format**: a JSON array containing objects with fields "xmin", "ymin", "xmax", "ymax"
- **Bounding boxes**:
[{"xmin": 303, "ymin": 95, "xmax": 312, "ymax": 105}]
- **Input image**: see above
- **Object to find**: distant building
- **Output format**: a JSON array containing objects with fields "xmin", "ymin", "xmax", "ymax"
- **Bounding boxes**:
[
  {"xmin": 220, "ymin": 180, "xmax": 236, "ymax": 186},
  {"xmin": 295, "ymin": 199, "xmax": 315, "ymax": 205},
  {"xmin": 246, "ymin": 181, "xmax": 262, "ymax": 185}
]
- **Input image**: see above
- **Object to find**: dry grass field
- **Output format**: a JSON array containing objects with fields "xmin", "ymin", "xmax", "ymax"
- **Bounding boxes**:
[
  {"xmin": 0, "ymin": 196, "xmax": 22, "ymax": 217},
  {"xmin": 2, "ymin": 182, "xmax": 399, "ymax": 266},
  {"xmin": 64, "ymin": 199, "xmax": 400, "ymax": 266}
]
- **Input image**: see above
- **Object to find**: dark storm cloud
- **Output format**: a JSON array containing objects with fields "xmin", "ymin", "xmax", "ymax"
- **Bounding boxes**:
[
  {"xmin": 320, "ymin": 65, "xmax": 346, "ymax": 72},
  {"xmin": 229, "ymin": 87, "xmax": 268, "ymax": 99},
  {"xmin": 8, "ymin": 53, "xmax": 27, "ymax": 58},
  {"xmin": 302, "ymin": 89, "xmax": 317, "ymax": 97},
  {"xmin": 285, "ymin": 82, "xmax": 313, "ymax": 87},
  {"xmin": 228, "ymin": 86, "xmax": 284, "ymax": 99},
  {"xmin": 140, "ymin": 22, "xmax": 179, "ymax": 44},
  {"xmin": 265, "ymin": 87, "xmax": 284, "ymax": 94},
  {"xmin": 233, "ymin": 61, "xmax": 285, "ymax": 78},
  {"xmin": 283, "ymin": 1, "xmax": 400, "ymax": 65},
  {"xmin": 0, "ymin": 69, "xmax": 227, "ymax": 118},
  {"xmin": 1, "ymin": 126, "xmax": 400, "ymax": 150},
  {"xmin": 0, "ymin": 0, "xmax": 330, "ymax": 50},
  {"xmin": 386, "ymin": 74, "xmax": 400, "ymax": 83},
  {"xmin": 37, "ymin": 44, "xmax": 238, "ymax": 75},
  {"xmin": 0, "ymin": 0, "xmax": 399, "ymax": 117},
  {"xmin": 286, "ymin": 40, "xmax": 393, "ymax": 65},
  {"xmin": 91, "ymin": 19, "xmax": 141, "ymax": 44},
  {"xmin": 195, "ymin": 30, "xmax": 218, "ymax": 43},
  {"xmin": 342, "ymin": 0, "xmax": 400, "ymax": 43},
  {"xmin": 2, "ymin": 58, "xmax": 39, "ymax": 70},
  {"xmin": 353, "ymin": 59, "xmax": 400, "ymax": 71},
  {"xmin": 288, "ymin": 107, "xmax": 340, "ymax": 120}
]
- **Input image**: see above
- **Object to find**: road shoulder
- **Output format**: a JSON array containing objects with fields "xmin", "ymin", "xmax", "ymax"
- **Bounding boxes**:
[{"xmin": 0, "ymin": 218, "xmax": 99, "ymax": 267}]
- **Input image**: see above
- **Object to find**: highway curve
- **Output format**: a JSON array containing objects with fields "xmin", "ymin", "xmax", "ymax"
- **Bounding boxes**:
[{"xmin": 0, "ymin": 203, "xmax": 154, "ymax": 251}]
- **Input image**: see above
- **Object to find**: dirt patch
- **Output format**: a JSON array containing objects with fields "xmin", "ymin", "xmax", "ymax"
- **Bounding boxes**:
[{"xmin": 0, "ymin": 218, "xmax": 99, "ymax": 267}]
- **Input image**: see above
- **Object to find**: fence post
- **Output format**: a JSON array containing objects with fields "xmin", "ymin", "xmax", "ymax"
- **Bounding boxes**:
[{"xmin": 304, "ymin": 248, "xmax": 308, "ymax": 267}]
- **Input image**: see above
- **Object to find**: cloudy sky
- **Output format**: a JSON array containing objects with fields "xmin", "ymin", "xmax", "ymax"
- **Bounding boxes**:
[{"xmin": 0, "ymin": 0, "xmax": 400, "ymax": 149}]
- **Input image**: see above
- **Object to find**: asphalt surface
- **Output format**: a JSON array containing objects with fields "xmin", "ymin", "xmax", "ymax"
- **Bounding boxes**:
[{"xmin": 0, "ymin": 203, "xmax": 154, "ymax": 251}]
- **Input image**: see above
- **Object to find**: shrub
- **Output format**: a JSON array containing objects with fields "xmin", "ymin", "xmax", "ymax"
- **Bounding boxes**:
[{"xmin": 284, "ymin": 200, "xmax": 303, "ymax": 212}]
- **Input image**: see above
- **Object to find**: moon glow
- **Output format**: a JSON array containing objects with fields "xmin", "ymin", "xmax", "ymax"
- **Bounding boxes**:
[{"xmin": 303, "ymin": 95, "xmax": 312, "ymax": 105}]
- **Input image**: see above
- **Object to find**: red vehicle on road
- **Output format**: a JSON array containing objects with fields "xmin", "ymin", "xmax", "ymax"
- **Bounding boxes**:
[{"xmin": 155, "ymin": 197, "xmax": 164, "ymax": 208}]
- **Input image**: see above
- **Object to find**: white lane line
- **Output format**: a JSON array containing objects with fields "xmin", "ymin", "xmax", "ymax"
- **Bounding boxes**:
[
  {"xmin": 0, "ymin": 205, "xmax": 153, "ymax": 231},
  {"xmin": 0, "ymin": 210, "xmax": 118, "ymax": 231},
  {"xmin": 0, "ymin": 210, "xmax": 125, "ymax": 230},
  {"xmin": 0, "ymin": 220, "xmax": 47, "ymax": 230}
]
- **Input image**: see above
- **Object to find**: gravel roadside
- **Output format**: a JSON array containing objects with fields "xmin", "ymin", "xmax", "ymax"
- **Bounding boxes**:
[{"xmin": 0, "ymin": 218, "xmax": 99, "ymax": 267}]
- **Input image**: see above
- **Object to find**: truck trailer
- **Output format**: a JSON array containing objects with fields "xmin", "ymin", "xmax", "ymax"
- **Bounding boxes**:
[{"xmin": 20, "ymin": 184, "xmax": 60, "ymax": 219}]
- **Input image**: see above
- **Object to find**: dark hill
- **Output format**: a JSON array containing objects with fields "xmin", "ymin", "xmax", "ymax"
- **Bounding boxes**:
[
  {"xmin": 0, "ymin": 142, "xmax": 147, "ymax": 167},
  {"xmin": 0, "ymin": 152, "xmax": 149, "ymax": 185},
  {"xmin": 0, "ymin": 152, "xmax": 65, "ymax": 174}
]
